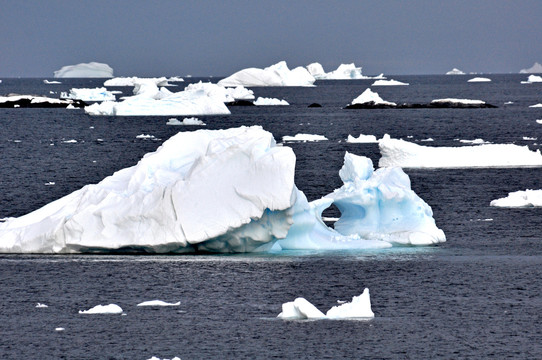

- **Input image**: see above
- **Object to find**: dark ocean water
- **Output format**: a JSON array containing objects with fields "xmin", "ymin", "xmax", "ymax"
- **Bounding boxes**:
[{"xmin": 1, "ymin": 75, "xmax": 542, "ymax": 359}]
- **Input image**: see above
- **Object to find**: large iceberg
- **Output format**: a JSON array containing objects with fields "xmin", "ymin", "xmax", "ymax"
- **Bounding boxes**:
[
  {"xmin": 54, "ymin": 62, "xmax": 113, "ymax": 78},
  {"xmin": 520, "ymin": 62, "xmax": 542, "ymax": 74},
  {"xmin": 307, "ymin": 62, "xmax": 368, "ymax": 80},
  {"xmin": 84, "ymin": 80, "xmax": 231, "ymax": 116},
  {"xmin": 217, "ymin": 61, "xmax": 315, "ymax": 87},
  {"xmin": 0, "ymin": 128, "xmax": 444, "ymax": 253},
  {"xmin": 379, "ymin": 136, "xmax": 542, "ymax": 168}
]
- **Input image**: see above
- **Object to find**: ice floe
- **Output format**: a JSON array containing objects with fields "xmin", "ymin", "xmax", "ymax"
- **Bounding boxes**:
[
  {"xmin": 458, "ymin": 138, "xmax": 490, "ymax": 144},
  {"xmin": 282, "ymin": 134, "xmax": 328, "ymax": 142},
  {"xmin": 379, "ymin": 136, "xmax": 542, "ymax": 168},
  {"xmin": 445, "ymin": 68, "xmax": 465, "ymax": 75},
  {"xmin": 61, "ymin": 87, "xmax": 116, "ymax": 102},
  {"xmin": 529, "ymin": 104, "xmax": 542, "ymax": 108},
  {"xmin": 36, "ymin": 303, "xmax": 48, "ymax": 308},
  {"xmin": 307, "ymin": 62, "xmax": 370, "ymax": 80},
  {"xmin": 468, "ymin": 77, "xmax": 491, "ymax": 82},
  {"xmin": 218, "ymin": 61, "xmax": 315, "ymax": 87},
  {"xmin": 348, "ymin": 88, "xmax": 396, "ymax": 107},
  {"xmin": 490, "ymin": 189, "xmax": 542, "ymax": 207},
  {"xmin": 371, "ymin": 79, "xmax": 408, "ymax": 86},
  {"xmin": 43, "ymin": 80, "xmax": 62, "ymax": 84},
  {"xmin": 137, "ymin": 300, "xmax": 181, "ymax": 307},
  {"xmin": 520, "ymin": 62, "xmax": 542, "ymax": 74},
  {"xmin": 104, "ymin": 77, "xmax": 172, "ymax": 87},
  {"xmin": 54, "ymin": 62, "xmax": 113, "ymax": 78},
  {"xmin": 278, "ymin": 288, "xmax": 374, "ymax": 320},
  {"xmin": 254, "ymin": 97, "xmax": 289, "ymax": 106},
  {"xmin": 79, "ymin": 304, "xmax": 123, "ymax": 314}
]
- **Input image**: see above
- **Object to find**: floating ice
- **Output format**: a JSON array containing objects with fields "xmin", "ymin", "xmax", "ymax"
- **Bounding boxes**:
[
  {"xmin": 468, "ymin": 77, "xmax": 491, "ymax": 82},
  {"xmin": 445, "ymin": 68, "xmax": 465, "ymax": 75},
  {"xmin": 61, "ymin": 87, "xmax": 116, "ymax": 102},
  {"xmin": 184, "ymin": 82, "xmax": 255, "ymax": 102},
  {"xmin": 458, "ymin": 138, "xmax": 490, "ymax": 144},
  {"xmin": 278, "ymin": 288, "xmax": 374, "ymax": 320},
  {"xmin": 350, "ymin": 88, "xmax": 396, "ymax": 107},
  {"xmin": 521, "ymin": 75, "xmax": 542, "ymax": 84},
  {"xmin": 431, "ymin": 98, "xmax": 486, "ymax": 106},
  {"xmin": 282, "ymin": 134, "xmax": 328, "ymax": 142},
  {"xmin": 218, "ymin": 61, "xmax": 315, "ymax": 87},
  {"xmin": 490, "ymin": 189, "xmax": 542, "ymax": 207},
  {"xmin": 307, "ymin": 62, "xmax": 370, "ymax": 80},
  {"xmin": 43, "ymin": 80, "xmax": 61, "ymax": 84},
  {"xmin": 55, "ymin": 328, "xmax": 65, "ymax": 331},
  {"xmin": 137, "ymin": 300, "xmax": 181, "ymax": 307},
  {"xmin": 147, "ymin": 357, "xmax": 181, "ymax": 360},
  {"xmin": 346, "ymin": 134, "xmax": 379, "ymax": 143},
  {"xmin": 167, "ymin": 117, "xmax": 205, "ymax": 126},
  {"xmin": 520, "ymin": 62, "xmax": 542, "ymax": 74},
  {"xmin": 379, "ymin": 136, "xmax": 542, "ymax": 168},
  {"xmin": 536, "ymin": 119, "xmax": 542, "ymax": 124},
  {"xmin": 104, "ymin": 77, "xmax": 172, "ymax": 87},
  {"xmin": 54, "ymin": 62, "xmax": 113, "ymax": 78},
  {"xmin": 36, "ymin": 303, "xmax": 48, "ymax": 308},
  {"xmin": 372, "ymin": 79, "xmax": 409, "ymax": 86},
  {"xmin": 79, "ymin": 304, "xmax": 123, "ymax": 314},
  {"xmin": 254, "ymin": 97, "xmax": 289, "ymax": 106},
  {"xmin": 529, "ymin": 103, "xmax": 542, "ymax": 108}
]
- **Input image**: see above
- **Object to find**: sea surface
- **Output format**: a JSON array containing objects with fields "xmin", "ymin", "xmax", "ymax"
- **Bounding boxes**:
[{"xmin": 1, "ymin": 75, "xmax": 541, "ymax": 359}]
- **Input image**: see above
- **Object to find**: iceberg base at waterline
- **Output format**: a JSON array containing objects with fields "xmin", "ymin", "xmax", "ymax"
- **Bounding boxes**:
[{"xmin": 0, "ymin": 126, "xmax": 445, "ymax": 254}]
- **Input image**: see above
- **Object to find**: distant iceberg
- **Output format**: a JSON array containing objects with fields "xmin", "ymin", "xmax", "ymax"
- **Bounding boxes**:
[
  {"xmin": 346, "ymin": 134, "xmax": 379, "ymax": 143},
  {"xmin": 104, "ymin": 77, "xmax": 172, "ymax": 87},
  {"xmin": 467, "ymin": 77, "xmax": 491, "ymax": 83},
  {"xmin": 0, "ymin": 94, "xmax": 86, "ymax": 108},
  {"xmin": 136, "ymin": 300, "xmax": 180, "ymax": 307},
  {"xmin": 371, "ymin": 79, "xmax": 408, "ymax": 86},
  {"xmin": 520, "ymin": 62, "xmax": 542, "ymax": 74},
  {"xmin": 43, "ymin": 80, "xmax": 62, "ymax": 84},
  {"xmin": 282, "ymin": 134, "xmax": 328, "ymax": 142},
  {"xmin": 54, "ymin": 62, "xmax": 113, "ymax": 78},
  {"xmin": 254, "ymin": 97, "xmax": 289, "ymax": 106},
  {"xmin": 61, "ymin": 87, "xmax": 116, "ymax": 102},
  {"xmin": 379, "ymin": 135, "xmax": 542, "ymax": 168},
  {"xmin": 217, "ymin": 61, "xmax": 315, "ymax": 87},
  {"xmin": 84, "ymin": 79, "xmax": 230, "ymax": 116},
  {"xmin": 521, "ymin": 75, "xmax": 542, "ymax": 84},
  {"xmin": 307, "ymin": 62, "xmax": 369, "ymax": 80},
  {"xmin": 0, "ymin": 126, "xmax": 444, "ymax": 253},
  {"xmin": 490, "ymin": 189, "xmax": 542, "ymax": 207},
  {"xmin": 347, "ymin": 88, "xmax": 396, "ymax": 108},
  {"xmin": 445, "ymin": 68, "xmax": 465, "ymax": 75},
  {"xmin": 166, "ymin": 117, "xmax": 205, "ymax": 126},
  {"xmin": 79, "ymin": 304, "xmax": 123, "ymax": 314},
  {"xmin": 184, "ymin": 81, "xmax": 254, "ymax": 102}
]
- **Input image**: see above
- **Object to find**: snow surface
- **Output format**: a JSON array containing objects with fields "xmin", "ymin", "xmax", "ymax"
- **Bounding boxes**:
[
  {"xmin": 445, "ymin": 68, "xmax": 465, "ymax": 75},
  {"xmin": 379, "ymin": 135, "xmax": 542, "ymax": 168},
  {"xmin": 137, "ymin": 300, "xmax": 181, "ymax": 306},
  {"xmin": 278, "ymin": 288, "xmax": 374, "ymax": 320},
  {"xmin": 54, "ymin": 62, "xmax": 113, "ymax": 78},
  {"xmin": 84, "ymin": 79, "xmax": 230, "ymax": 116},
  {"xmin": 282, "ymin": 134, "xmax": 328, "ymax": 142},
  {"xmin": 490, "ymin": 189, "xmax": 542, "ymax": 207},
  {"xmin": 79, "ymin": 304, "xmax": 123, "ymax": 314},
  {"xmin": 61, "ymin": 87, "xmax": 116, "ymax": 102},
  {"xmin": 346, "ymin": 134, "xmax": 379, "ymax": 143},
  {"xmin": 521, "ymin": 75, "xmax": 542, "ymax": 84},
  {"xmin": 520, "ymin": 62, "xmax": 542, "ymax": 74},
  {"xmin": 351, "ymin": 88, "xmax": 396, "ymax": 106},
  {"xmin": 468, "ymin": 77, "xmax": 492, "ymax": 82},
  {"xmin": 36, "ymin": 303, "xmax": 48, "ymax": 308},
  {"xmin": 217, "ymin": 61, "xmax": 315, "ymax": 87},
  {"xmin": 372, "ymin": 79, "xmax": 408, "ymax": 86},
  {"xmin": 458, "ymin": 138, "xmax": 490, "ymax": 144},
  {"xmin": 254, "ymin": 97, "xmax": 289, "ymax": 106}
]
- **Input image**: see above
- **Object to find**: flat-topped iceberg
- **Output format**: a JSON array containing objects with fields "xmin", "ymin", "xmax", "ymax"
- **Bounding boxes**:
[
  {"xmin": 468, "ymin": 77, "xmax": 491, "ymax": 83},
  {"xmin": 445, "ymin": 68, "xmax": 465, "ymax": 75},
  {"xmin": 54, "ymin": 62, "xmax": 113, "ymax": 78},
  {"xmin": 379, "ymin": 135, "xmax": 542, "ymax": 168},
  {"xmin": 278, "ymin": 288, "xmax": 374, "ymax": 320},
  {"xmin": 372, "ymin": 79, "xmax": 409, "ymax": 86},
  {"xmin": 217, "ymin": 61, "xmax": 315, "ymax": 87},
  {"xmin": 307, "ymin": 62, "xmax": 369, "ymax": 80},
  {"xmin": 79, "ymin": 304, "xmax": 123, "ymax": 314},
  {"xmin": 84, "ymin": 79, "xmax": 230, "ymax": 116},
  {"xmin": 282, "ymin": 134, "xmax": 328, "ymax": 142},
  {"xmin": 490, "ymin": 189, "xmax": 542, "ymax": 207},
  {"xmin": 520, "ymin": 62, "xmax": 542, "ymax": 74},
  {"xmin": 61, "ymin": 87, "xmax": 116, "ymax": 102},
  {"xmin": 521, "ymin": 75, "xmax": 542, "ymax": 84}
]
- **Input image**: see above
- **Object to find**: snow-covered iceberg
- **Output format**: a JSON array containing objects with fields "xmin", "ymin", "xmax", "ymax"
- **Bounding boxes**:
[
  {"xmin": 345, "ymin": 88, "xmax": 396, "ymax": 108},
  {"xmin": 282, "ymin": 134, "xmax": 328, "ymax": 142},
  {"xmin": 468, "ymin": 77, "xmax": 491, "ymax": 83},
  {"xmin": 183, "ymin": 82, "xmax": 255, "ymax": 102},
  {"xmin": 521, "ymin": 75, "xmax": 542, "ymax": 84},
  {"xmin": 166, "ymin": 117, "xmax": 205, "ymax": 126},
  {"xmin": 278, "ymin": 288, "xmax": 374, "ymax": 320},
  {"xmin": 372, "ymin": 79, "xmax": 408, "ymax": 86},
  {"xmin": 307, "ymin": 62, "xmax": 369, "ymax": 80},
  {"xmin": 217, "ymin": 61, "xmax": 315, "ymax": 87},
  {"xmin": 445, "ymin": 68, "xmax": 465, "ymax": 75},
  {"xmin": 346, "ymin": 134, "xmax": 379, "ymax": 143},
  {"xmin": 61, "ymin": 87, "xmax": 116, "ymax": 102},
  {"xmin": 490, "ymin": 189, "xmax": 542, "ymax": 207},
  {"xmin": 84, "ymin": 79, "xmax": 230, "ymax": 116},
  {"xmin": 379, "ymin": 135, "xmax": 542, "ymax": 168},
  {"xmin": 520, "ymin": 62, "xmax": 542, "ymax": 74},
  {"xmin": 254, "ymin": 97, "xmax": 289, "ymax": 106},
  {"xmin": 54, "ymin": 62, "xmax": 113, "ymax": 78}
]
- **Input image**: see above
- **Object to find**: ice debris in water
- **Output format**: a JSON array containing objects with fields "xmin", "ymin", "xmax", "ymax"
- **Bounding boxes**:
[
  {"xmin": 137, "ymin": 300, "xmax": 181, "ymax": 307},
  {"xmin": 282, "ymin": 134, "xmax": 328, "ymax": 142},
  {"xmin": 490, "ymin": 189, "xmax": 542, "ymax": 207},
  {"xmin": 278, "ymin": 288, "xmax": 374, "ymax": 320},
  {"xmin": 218, "ymin": 61, "xmax": 315, "ymax": 87},
  {"xmin": 79, "ymin": 304, "xmax": 123, "ymax": 314}
]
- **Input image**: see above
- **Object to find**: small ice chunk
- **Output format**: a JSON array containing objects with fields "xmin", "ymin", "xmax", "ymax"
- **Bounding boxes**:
[
  {"xmin": 490, "ymin": 189, "xmax": 542, "ymax": 207},
  {"xmin": 36, "ymin": 303, "xmax": 48, "ymax": 308},
  {"xmin": 326, "ymin": 288, "xmax": 374, "ymax": 319},
  {"xmin": 467, "ymin": 77, "xmax": 491, "ymax": 82},
  {"xmin": 79, "ymin": 304, "xmax": 123, "ymax": 314},
  {"xmin": 282, "ymin": 134, "xmax": 328, "ymax": 142},
  {"xmin": 137, "ymin": 300, "xmax": 181, "ymax": 307},
  {"xmin": 346, "ymin": 134, "xmax": 378, "ymax": 143}
]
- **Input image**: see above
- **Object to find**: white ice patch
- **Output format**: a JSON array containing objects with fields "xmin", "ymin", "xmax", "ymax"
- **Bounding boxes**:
[
  {"xmin": 254, "ymin": 97, "xmax": 289, "ymax": 106},
  {"xmin": 137, "ymin": 300, "xmax": 181, "ymax": 307},
  {"xmin": 521, "ymin": 75, "xmax": 542, "ymax": 84},
  {"xmin": 79, "ymin": 304, "xmax": 123, "ymax": 314},
  {"xmin": 350, "ymin": 88, "xmax": 396, "ymax": 106},
  {"xmin": 467, "ymin": 77, "xmax": 491, "ymax": 82},
  {"xmin": 282, "ymin": 134, "xmax": 328, "ymax": 142},
  {"xmin": 218, "ymin": 61, "xmax": 315, "ymax": 87},
  {"xmin": 445, "ymin": 68, "xmax": 465, "ymax": 75},
  {"xmin": 167, "ymin": 117, "xmax": 205, "ymax": 126},
  {"xmin": 371, "ymin": 79, "xmax": 409, "ymax": 86},
  {"xmin": 36, "ymin": 303, "xmax": 48, "ymax": 308},
  {"xmin": 54, "ymin": 62, "xmax": 113, "ymax": 78},
  {"xmin": 61, "ymin": 87, "xmax": 116, "ymax": 102},
  {"xmin": 346, "ymin": 134, "xmax": 379, "ymax": 143},
  {"xmin": 490, "ymin": 189, "xmax": 542, "ymax": 207},
  {"xmin": 307, "ymin": 62, "xmax": 374, "ymax": 80}
]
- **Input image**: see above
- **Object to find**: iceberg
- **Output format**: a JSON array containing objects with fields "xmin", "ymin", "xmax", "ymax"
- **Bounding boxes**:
[
  {"xmin": 43, "ymin": 80, "xmax": 61, "ymax": 84},
  {"xmin": 467, "ymin": 77, "xmax": 491, "ymax": 83},
  {"xmin": 61, "ymin": 87, "xmax": 116, "ymax": 102},
  {"xmin": 282, "ymin": 134, "xmax": 328, "ymax": 142},
  {"xmin": 79, "ymin": 304, "xmax": 123, "ymax": 314},
  {"xmin": 346, "ymin": 88, "xmax": 396, "ymax": 108},
  {"xmin": 137, "ymin": 300, "xmax": 181, "ymax": 307},
  {"xmin": 184, "ymin": 82, "xmax": 255, "ymax": 102},
  {"xmin": 445, "ymin": 68, "xmax": 465, "ymax": 75},
  {"xmin": 84, "ymin": 79, "xmax": 230, "ymax": 116},
  {"xmin": 54, "ymin": 62, "xmax": 113, "ymax": 78},
  {"xmin": 306, "ymin": 62, "xmax": 379, "ymax": 80},
  {"xmin": 278, "ymin": 288, "xmax": 374, "ymax": 320},
  {"xmin": 530, "ymin": 104, "xmax": 542, "ymax": 108},
  {"xmin": 490, "ymin": 189, "xmax": 542, "ymax": 207},
  {"xmin": 217, "ymin": 61, "xmax": 315, "ymax": 87},
  {"xmin": 379, "ymin": 135, "xmax": 542, "ymax": 168},
  {"xmin": 521, "ymin": 75, "xmax": 542, "ymax": 84},
  {"xmin": 254, "ymin": 97, "xmax": 289, "ymax": 106},
  {"xmin": 166, "ymin": 117, "xmax": 205, "ymax": 126},
  {"xmin": 104, "ymin": 77, "xmax": 172, "ymax": 87},
  {"xmin": 520, "ymin": 62, "xmax": 542, "ymax": 74},
  {"xmin": 371, "ymin": 79, "xmax": 409, "ymax": 86},
  {"xmin": 346, "ymin": 134, "xmax": 379, "ymax": 143}
]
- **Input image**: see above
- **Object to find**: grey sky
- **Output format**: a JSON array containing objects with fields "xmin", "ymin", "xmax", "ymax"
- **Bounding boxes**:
[{"xmin": 1, "ymin": 0, "xmax": 541, "ymax": 77}]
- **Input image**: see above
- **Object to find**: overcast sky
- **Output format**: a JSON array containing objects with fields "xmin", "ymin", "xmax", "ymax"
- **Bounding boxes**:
[{"xmin": 1, "ymin": 0, "xmax": 541, "ymax": 77}]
